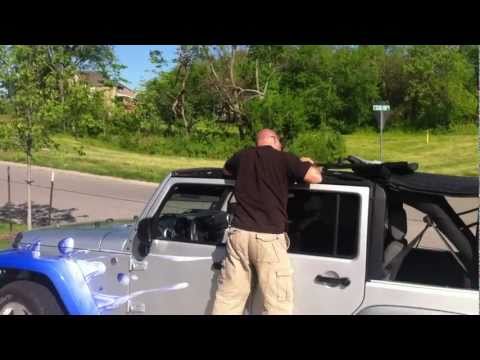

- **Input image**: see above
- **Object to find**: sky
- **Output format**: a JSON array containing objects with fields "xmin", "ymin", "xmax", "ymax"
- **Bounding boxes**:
[{"xmin": 114, "ymin": 45, "xmax": 177, "ymax": 90}]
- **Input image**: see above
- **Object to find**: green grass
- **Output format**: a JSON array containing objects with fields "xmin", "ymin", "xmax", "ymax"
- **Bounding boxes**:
[
  {"xmin": 0, "ymin": 223, "xmax": 27, "ymax": 250},
  {"xmin": 0, "ymin": 130, "xmax": 476, "ymax": 185},
  {"xmin": 344, "ymin": 129, "xmax": 478, "ymax": 176}
]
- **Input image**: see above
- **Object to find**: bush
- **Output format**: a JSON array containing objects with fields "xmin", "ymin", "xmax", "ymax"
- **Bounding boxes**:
[
  {"xmin": 109, "ymin": 126, "xmax": 347, "ymax": 162},
  {"xmin": 247, "ymin": 91, "xmax": 308, "ymax": 143},
  {"xmin": 0, "ymin": 121, "xmax": 15, "ymax": 150},
  {"xmin": 110, "ymin": 132, "xmax": 252, "ymax": 160},
  {"xmin": 289, "ymin": 127, "xmax": 346, "ymax": 163}
]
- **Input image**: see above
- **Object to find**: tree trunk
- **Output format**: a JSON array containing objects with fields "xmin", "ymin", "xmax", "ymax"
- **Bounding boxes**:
[
  {"xmin": 180, "ymin": 94, "xmax": 190, "ymax": 136},
  {"xmin": 58, "ymin": 64, "xmax": 66, "ymax": 133},
  {"xmin": 26, "ymin": 111, "xmax": 33, "ymax": 230},
  {"xmin": 26, "ymin": 150, "xmax": 32, "ymax": 230}
]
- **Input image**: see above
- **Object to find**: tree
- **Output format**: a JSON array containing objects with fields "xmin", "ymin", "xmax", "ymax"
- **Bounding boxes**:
[
  {"xmin": 0, "ymin": 45, "xmax": 125, "ymax": 135},
  {"xmin": 134, "ymin": 75, "xmax": 176, "ymax": 134},
  {"xmin": 402, "ymin": 46, "xmax": 476, "ymax": 129},
  {"xmin": 1, "ymin": 46, "xmax": 54, "ymax": 229},
  {"xmin": 199, "ymin": 45, "xmax": 275, "ymax": 139},
  {"xmin": 332, "ymin": 46, "xmax": 383, "ymax": 131},
  {"xmin": 170, "ymin": 46, "xmax": 201, "ymax": 135},
  {"xmin": 0, "ymin": 45, "xmax": 127, "ymax": 228},
  {"xmin": 278, "ymin": 46, "xmax": 342, "ymax": 131}
]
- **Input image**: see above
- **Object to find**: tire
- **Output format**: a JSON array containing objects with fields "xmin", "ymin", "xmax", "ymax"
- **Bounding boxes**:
[{"xmin": 0, "ymin": 280, "xmax": 65, "ymax": 315}]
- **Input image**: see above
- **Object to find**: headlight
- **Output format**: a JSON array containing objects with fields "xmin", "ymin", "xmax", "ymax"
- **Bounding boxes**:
[{"xmin": 12, "ymin": 232, "xmax": 23, "ymax": 249}]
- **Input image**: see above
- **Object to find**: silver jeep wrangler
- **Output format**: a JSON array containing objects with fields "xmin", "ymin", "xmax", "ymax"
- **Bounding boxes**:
[{"xmin": 0, "ymin": 157, "xmax": 478, "ymax": 315}]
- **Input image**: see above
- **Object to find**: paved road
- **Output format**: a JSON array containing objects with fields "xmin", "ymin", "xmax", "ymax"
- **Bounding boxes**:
[
  {"xmin": 0, "ymin": 160, "xmax": 478, "ymax": 250},
  {"xmin": 0, "ymin": 161, "xmax": 157, "ymax": 226}
]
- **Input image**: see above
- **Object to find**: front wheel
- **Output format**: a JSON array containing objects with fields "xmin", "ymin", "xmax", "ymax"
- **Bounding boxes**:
[{"xmin": 0, "ymin": 280, "xmax": 65, "ymax": 315}]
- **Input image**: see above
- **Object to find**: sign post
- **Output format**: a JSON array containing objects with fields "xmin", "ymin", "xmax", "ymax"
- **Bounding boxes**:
[{"xmin": 373, "ymin": 102, "xmax": 391, "ymax": 162}]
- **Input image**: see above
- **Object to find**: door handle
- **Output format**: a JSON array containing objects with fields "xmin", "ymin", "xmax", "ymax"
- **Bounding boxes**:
[
  {"xmin": 211, "ymin": 262, "xmax": 223, "ymax": 271},
  {"xmin": 314, "ymin": 275, "xmax": 350, "ymax": 288}
]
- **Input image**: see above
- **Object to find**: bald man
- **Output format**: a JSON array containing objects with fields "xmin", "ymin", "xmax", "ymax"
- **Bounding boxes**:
[{"xmin": 212, "ymin": 129, "xmax": 323, "ymax": 315}]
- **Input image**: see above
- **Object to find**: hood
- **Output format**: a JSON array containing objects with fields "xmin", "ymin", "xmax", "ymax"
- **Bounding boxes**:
[{"xmin": 17, "ymin": 220, "xmax": 133, "ymax": 252}]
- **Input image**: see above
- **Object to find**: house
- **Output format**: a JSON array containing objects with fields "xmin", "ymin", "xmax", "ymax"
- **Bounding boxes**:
[{"xmin": 75, "ymin": 71, "xmax": 137, "ymax": 111}]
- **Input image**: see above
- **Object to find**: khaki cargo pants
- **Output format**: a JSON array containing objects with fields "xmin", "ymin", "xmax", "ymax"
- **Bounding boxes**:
[{"xmin": 212, "ymin": 227, "xmax": 293, "ymax": 315}]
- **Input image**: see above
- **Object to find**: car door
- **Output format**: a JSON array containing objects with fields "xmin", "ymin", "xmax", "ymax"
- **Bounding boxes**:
[
  {"xmin": 128, "ymin": 178, "xmax": 231, "ymax": 314},
  {"xmin": 250, "ymin": 184, "xmax": 370, "ymax": 315}
]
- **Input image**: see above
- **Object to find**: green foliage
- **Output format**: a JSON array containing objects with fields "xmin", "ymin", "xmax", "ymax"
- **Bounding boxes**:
[
  {"xmin": 105, "ymin": 45, "xmax": 477, "ymax": 163},
  {"xmin": 289, "ymin": 127, "xmax": 346, "ymax": 163},
  {"xmin": 276, "ymin": 46, "xmax": 384, "ymax": 133},
  {"xmin": 401, "ymin": 45, "xmax": 477, "ymax": 129},
  {"xmin": 247, "ymin": 90, "xmax": 308, "ymax": 143},
  {"xmin": 279, "ymin": 46, "xmax": 343, "ymax": 130},
  {"xmin": 0, "ymin": 46, "xmax": 53, "ymax": 156},
  {"xmin": 1, "ymin": 45, "xmax": 477, "ymax": 163},
  {"xmin": 0, "ymin": 45, "xmax": 125, "ymax": 156},
  {"xmin": 112, "ymin": 132, "xmax": 251, "ymax": 160},
  {"xmin": 0, "ymin": 119, "xmax": 15, "ymax": 150},
  {"xmin": 333, "ymin": 46, "xmax": 384, "ymax": 131},
  {"xmin": 66, "ymin": 84, "xmax": 108, "ymax": 136}
]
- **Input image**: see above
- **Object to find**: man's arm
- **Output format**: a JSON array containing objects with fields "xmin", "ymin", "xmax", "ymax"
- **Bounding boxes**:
[
  {"xmin": 299, "ymin": 157, "xmax": 323, "ymax": 183},
  {"xmin": 303, "ymin": 166, "xmax": 323, "ymax": 184},
  {"xmin": 286, "ymin": 153, "xmax": 323, "ymax": 184},
  {"xmin": 224, "ymin": 152, "xmax": 240, "ymax": 177}
]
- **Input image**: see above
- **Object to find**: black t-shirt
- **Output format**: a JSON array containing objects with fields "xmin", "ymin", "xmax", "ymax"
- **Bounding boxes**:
[{"xmin": 225, "ymin": 146, "xmax": 311, "ymax": 234}]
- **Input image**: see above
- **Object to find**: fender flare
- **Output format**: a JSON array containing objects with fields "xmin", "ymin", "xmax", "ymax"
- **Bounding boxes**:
[{"xmin": 0, "ymin": 250, "xmax": 100, "ymax": 315}]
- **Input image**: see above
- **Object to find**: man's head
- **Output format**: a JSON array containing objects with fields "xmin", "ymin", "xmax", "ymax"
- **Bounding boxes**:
[{"xmin": 256, "ymin": 128, "xmax": 283, "ymax": 151}]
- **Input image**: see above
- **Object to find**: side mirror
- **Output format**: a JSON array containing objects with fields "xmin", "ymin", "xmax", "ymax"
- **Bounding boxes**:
[{"xmin": 133, "ymin": 217, "xmax": 153, "ymax": 260}]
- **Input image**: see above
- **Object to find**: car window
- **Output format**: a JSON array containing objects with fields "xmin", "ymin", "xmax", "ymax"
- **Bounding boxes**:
[
  {"xmin": 154, "ymin": 183, "xmax": 231, "ymax": 245},
  {"xmin": 287, "ymin": 189, "xmax": 360, "ymax": 258}
]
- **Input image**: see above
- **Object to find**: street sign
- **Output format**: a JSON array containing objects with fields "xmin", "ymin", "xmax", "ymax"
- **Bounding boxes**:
[{"xmin": 373, "ymin": 104, "xmax": 390, "ymax": 111}]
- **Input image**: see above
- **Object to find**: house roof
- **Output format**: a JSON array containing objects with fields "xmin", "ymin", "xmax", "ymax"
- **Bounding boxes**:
[
  {"xmin": 79, "ymin": 71, "xmax": 106, "ymax": 87},
  {"xmin": 79, "ymin": 71, "xmax": 135, "ymax": 96}
]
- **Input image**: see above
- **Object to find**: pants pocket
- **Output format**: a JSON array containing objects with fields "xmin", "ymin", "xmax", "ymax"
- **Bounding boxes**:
[
  {"xmin": 256, "ymin": 234, "xmax": 280, "ymax": 263},
  {"xmin": 276, "ymin": 269, "xmax": 293, "ymax": 302}
]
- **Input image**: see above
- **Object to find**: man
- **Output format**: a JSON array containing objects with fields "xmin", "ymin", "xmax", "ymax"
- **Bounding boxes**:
[{"xmin": 212, "ymin": 128, "xmax": 323, "ymax": 315}]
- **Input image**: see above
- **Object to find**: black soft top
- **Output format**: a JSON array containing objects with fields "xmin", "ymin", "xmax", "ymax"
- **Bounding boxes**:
[
  {"xmin": 383, "ymin": 172, "xmax": 478, "ymax": 197},
  {"xmin": 348, "ymin": 162, "xmax": 478, "ymax": 197}
]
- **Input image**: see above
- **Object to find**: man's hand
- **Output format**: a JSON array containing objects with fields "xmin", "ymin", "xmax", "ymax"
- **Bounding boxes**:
[{"xmin": 300, "ymin": 157, "xmax": 315, "ymax": 164}]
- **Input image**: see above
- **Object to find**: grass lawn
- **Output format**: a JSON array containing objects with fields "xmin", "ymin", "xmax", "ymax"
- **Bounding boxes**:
[
  {"xmin": 344, "ymin": 130, "xmax": 477, "ymax": 176},
  {"xmin": 0, "ymin": 135, "xmax": 224, "ymax": 183},
  {"xmin": 0, "ymin": 222, "xmax": 27, "ymax": 250},
  {"xmin": 0, "ymin": 131, "xmax": 476, "ymax": 184}
]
